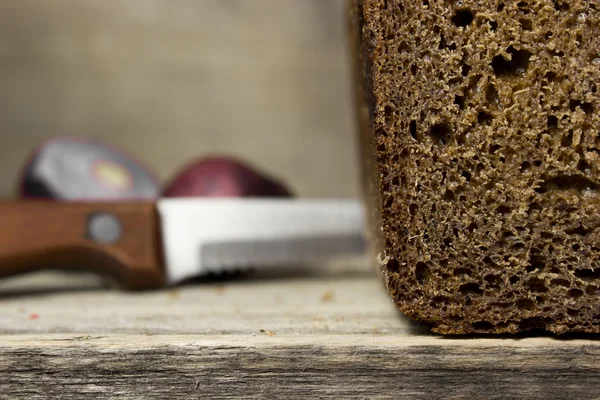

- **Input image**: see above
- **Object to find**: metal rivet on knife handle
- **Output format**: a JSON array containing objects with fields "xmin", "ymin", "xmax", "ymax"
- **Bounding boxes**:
[{"xmin": 87, "ymin": 212, "xmax": 122, "ymax": 244}]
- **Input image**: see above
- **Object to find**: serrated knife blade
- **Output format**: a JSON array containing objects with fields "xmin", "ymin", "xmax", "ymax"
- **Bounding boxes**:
[
  {"xmin": 157, "ymin": 198, "xmax": 366, "ymax": 285},
  {"xmin": 200, "ymin": 234, "xmax": 366, "ymax": 274}
]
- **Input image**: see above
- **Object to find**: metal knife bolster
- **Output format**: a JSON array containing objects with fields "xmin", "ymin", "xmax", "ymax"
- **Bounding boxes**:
[{"xmin": 157, "ymin": 198, "xmax": 367, "ymax": 285}]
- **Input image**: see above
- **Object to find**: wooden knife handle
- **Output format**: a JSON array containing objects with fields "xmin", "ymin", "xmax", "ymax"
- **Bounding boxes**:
[{"xmin": 0, "ymin": 201, "xmax": 165, "ymax": 290}]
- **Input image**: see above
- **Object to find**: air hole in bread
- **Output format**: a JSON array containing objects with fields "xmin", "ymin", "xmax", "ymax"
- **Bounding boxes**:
[
  {"xmin": 519, "ymin": 18, "xmax": 533, "ymax": 30},
  {"xmin": 575, "ymin": 269, "xmax": 600, "ymax": 281},
  {"xmin": 439, "ymin": 34, "xmax": 447, "ymax": 50},
  {"xmin": 461, "ymin": 64, "xmax": 472, "ymax": 76},
  {"xmin": 429, "ymin": 122, "xmax": 452, "ymax": 145},
  {"xmin": 551, "ymin": 278, "xmax": 570, "ymax": 287},
  {"xmin": 409, "ymin": 203, "xmax": 419, "ymax": 216},
  {"xmin": 386, "ymin": 258, "xmax": 400, "ymax": 273},
  {"xmin": 561, "ymin": 130, "xmax": 573, "ymax": 147},
  {"xmin": 491, "ymin": 47, "xmax": 532, "ymax": 77},
  {"xmin": 453, "ymin": 268, "xmax": 471, "ymax": 277},
  {"xmin": 536, "ymin": 295, "xmax": 546, "ymax": 304},
  {"xmin": 496, "ymin": 205, "xmax": 511, "ymax": 214},
  {"xmin": 548, "ymin": 49, "xmax": 565, "ymax": 57},
  {"xmin": 577, "ymin": 160, "xmax": 590, "ymax": 173},
  {"xmin": 516, "ymin": 298, "xmax": 535, "ymax": 310},
  {"xmin": 527, "ymin": 250, "xmax": 546, "ymax": 272},
  {"xmin": 519, "ymin": 317, "xmax": 546, "ymax": 330},
  {"xmin": 517, "ymin": 2, "xmax": 531, "ymax": 14},
  {"xmin": 554, "ymin": 1, "xmax": 569, "ymax": 12},
  {"xmin": 545, "ymin": 71, "xmax": 557, "ymax": 82},
  {"xmin": 526, "ymin": 277, "xmax": 549, "ymax": 293},
  {"xmin": 585, "ymin": 285, "xmax": 599, "ymax": 295},
  {"xmin": 547, "ymin": 115, "xmax": 559, "ymax": 130},
  {"xmin": 452, "ymin": 9, "xmax": 474, "ymax": 27},
  {"xmin": 486, "ymin": 84, "xmax": 500, "ymax": 106},
  {"xmin": 472, "ymin": 321, "xmax": 494, "ymax": 330},
  {"xmin": 454, "ymin": 95, "xmax": 466, "ymax": 110},
  {"xmin": 484, "ymin": 274, "xmax": 502, "ymax": 288},
  {"xmin": 569, "ymin": 99, "xmax": 594, "ymax": 114},
  {"xmin": 384, "ymin": 105, "xmax": 394, "ymax": 124},
  {"xmin": 536, "ymin": 175, "xmax": 599, "ymax": 194},
  {"xmin": 443, "ymin": 237, "xmax": 453, "ymax": 248},
  {"xmin": 415, "ymin": 262, "xmax": 430, "ymax": 284},
  {"xmin": 443, "ymin": 189, "xmax": 455, "ymax": 202},
  {"xmin": 487, "ymin": 19, "xmax": 498, "ymax": 31},
  {"xmin": 489, "ymin": 144, "xmax": 501, "ymax": 154},
  {"xmin": 409, "ymin": 120, "xmax": 418, "ymax": 140},
  {"xmin": 384, "ymin": 196, "xmax": 394, "ymax": 208},
  {"xmin": 481, "ymin": 257, "xmax": 496, "ymax": 269},
  {"xmin": 459, "ymin": 282, "xmax": 483, "ymax": 295},
  {"xmin": 478, "ymin": 111, "xmax": 493, "ymax": 125},
  {"xmin": 568, "ymin": 288, "xmax": 584, "ymax": 298},
  {"xmin": 568, "ymin": 308, "xmax": 580, "ymax": 317}
]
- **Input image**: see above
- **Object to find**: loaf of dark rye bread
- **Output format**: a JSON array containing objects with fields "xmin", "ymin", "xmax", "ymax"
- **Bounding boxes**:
[{"xmin": 350, "ymin": 0, "xmax": 600, "ymax": 334}]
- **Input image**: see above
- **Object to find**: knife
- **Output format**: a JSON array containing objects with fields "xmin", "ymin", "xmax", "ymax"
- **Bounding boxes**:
[{"xmin": 0, "ymin": 198, "xmax": 366, "ymax": 289}]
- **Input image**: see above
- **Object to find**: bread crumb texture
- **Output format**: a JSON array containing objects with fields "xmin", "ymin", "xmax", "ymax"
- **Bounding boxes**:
[{"xmin": 355, "ymin": 0, "xmax": 600, "ymax": 334}]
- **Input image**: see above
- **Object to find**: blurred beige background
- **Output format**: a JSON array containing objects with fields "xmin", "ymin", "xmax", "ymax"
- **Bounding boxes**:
[{"xmin": 0, "ymin": 0, "xmax": 359, "ymax": 198}]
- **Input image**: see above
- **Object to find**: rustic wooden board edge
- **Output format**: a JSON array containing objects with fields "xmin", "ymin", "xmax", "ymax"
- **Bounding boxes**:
[
  {"xmin": 1, "ymin": 334, "xmax": 599, "ymax": 399},
  {"xmin": 3, "ymin": 332, "xmax": 600, "ymax": 348}
]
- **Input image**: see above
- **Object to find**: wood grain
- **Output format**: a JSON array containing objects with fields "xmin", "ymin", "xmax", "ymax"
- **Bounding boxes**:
[
  {"xmin": 0, "ymin": 265, "xmax": 599, "ymax": 398},
  {"xmin": 0, "ymin": 334, "xmax": 599, "ymax": 400},
  {"xmin": 0, "ymin": 201, "xmax": 164, "ymax": 290}
]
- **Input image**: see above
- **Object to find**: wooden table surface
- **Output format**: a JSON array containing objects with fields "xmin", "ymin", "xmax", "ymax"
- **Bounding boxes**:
[{"xmin": 0, "ymin": 259, "xmax": 599, "ymax": 399}]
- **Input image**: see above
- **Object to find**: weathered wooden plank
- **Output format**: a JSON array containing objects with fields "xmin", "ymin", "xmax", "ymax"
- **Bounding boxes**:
[
  {"xmin": 1, "ymin": 263, "xmax": 600, "ymax": 398},
  {"xmin": 1, "ymin": 334, "xmax": 599, "ymax": 399}
]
